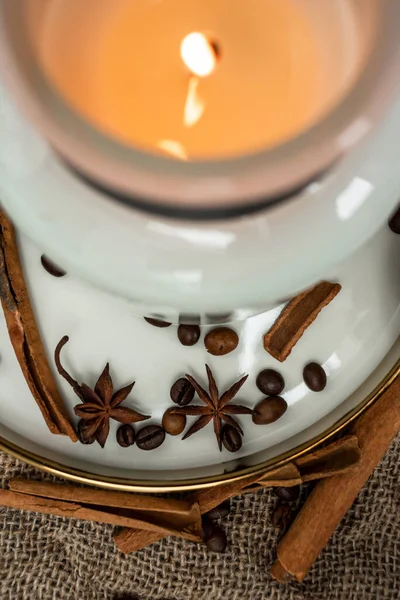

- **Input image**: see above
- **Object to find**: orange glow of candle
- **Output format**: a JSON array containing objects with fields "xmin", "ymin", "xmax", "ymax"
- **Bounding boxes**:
[{"xmin": 31, "ymin": 0, "xmax": 365, "ymax": 161}]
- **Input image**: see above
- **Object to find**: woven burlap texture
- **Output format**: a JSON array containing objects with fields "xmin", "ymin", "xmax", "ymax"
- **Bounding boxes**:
[{"xmin": 0, "ymin": 436, "xmax": 399, "ymax": 600}]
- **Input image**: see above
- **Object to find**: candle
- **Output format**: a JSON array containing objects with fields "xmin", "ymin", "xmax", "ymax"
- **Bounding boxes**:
[{"xmin": 31, "ymin": 0, "xmax": 363, "ymax": 160}]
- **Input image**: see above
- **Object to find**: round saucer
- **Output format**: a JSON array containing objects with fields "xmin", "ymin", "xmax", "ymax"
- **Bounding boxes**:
[{"xmin": 0, "ymin": 223, "xmax": 398, "ymax": 489}]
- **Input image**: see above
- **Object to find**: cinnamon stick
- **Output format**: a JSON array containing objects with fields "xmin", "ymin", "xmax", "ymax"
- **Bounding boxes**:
[
  {"xmin": 271, "ymin": 372, "xmax": 400, "ymax": 583},
  {"xmin": 8, "ymin": 479, "xmax": 201, "ymax": 534},
  {"xmin": 294, "ymin": 434, "xmax": 360, "ymax": 482},
  {"xmin": 113, "ymin": 435, "xmax": 362, "ymax": 554},
  {"xmin": 237, "ymin": 464, "xmax": 302, "ymax": 494},
  {"xmin": 8, "ymin": 479, "xmax": 197, "ymax": 518},
  {"xmin": 264, "ymin": 281, "xmax": 341, "ymax": 362},
  {"xmin": 242, "ymin": 436, "xmax": 360, "ymax": 491},
  {"xmin": 0, "ymin": 210, "xmax": 76, "ymax": 440},
  {"xmin": 114, "ymin": 470, "xmax": 264, "ymax": 553},
  {"xmin": 246, "ymin": 463, "xmax": 302, "ymax": 489},
  {"xmin": 0, "ymin": 488, "xmax": 201, "ymax": 542},
  {"xmin": 114, "ymin": 528, "xmax": 166, "ymax": 554},
  {"xmin": 191, "ymin": 471, "xmax": 268, "ymax": 514}
]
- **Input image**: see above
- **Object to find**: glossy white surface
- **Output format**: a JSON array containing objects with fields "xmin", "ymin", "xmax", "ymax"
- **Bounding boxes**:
[
  {"xmin": 0, "ymin": 225, "xmax": 398, "ymax": 481},
  {"xmin": 1, "ymin": 82, "xmax": 400, "ymax": 313}
]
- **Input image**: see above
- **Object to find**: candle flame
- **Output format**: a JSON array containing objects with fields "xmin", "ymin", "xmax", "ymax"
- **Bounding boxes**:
[
  {"xmin": 180, "ymin": 32, "xmax": 217, "ymax": 77},
  {"xmin": 184, "ymin": 77, "xmax": 205, "ymax": 128}
]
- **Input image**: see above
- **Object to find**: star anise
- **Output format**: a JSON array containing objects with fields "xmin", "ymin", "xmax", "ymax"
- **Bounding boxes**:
[
  {"xmin": 55, "ymin": 336, "xmax": 150, "ymax": 447},
  {"xmin": 174, "ymin": 365, "xmax": 252, "ymax": 451}
]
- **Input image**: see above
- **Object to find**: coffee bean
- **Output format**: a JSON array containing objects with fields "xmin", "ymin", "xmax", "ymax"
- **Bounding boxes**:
[
  {"xmin": 389, "ymin": 205, "xmax": 400, "ymax": 234},
  {"xmin": 170, "ymin": 378, "xmax": 195, "ymax": 406},
  {"xmin": 136, "ymin": 425, "xmax": 166, "ymax": 450},
  {"xmin": 162, "ymin": 408, "xmax": 186, "ymax": 436},
  {"xmin": 303, "ymin": 362, "xmax": 327, "ymax": 392},
  {"xmin": 144, "ymin": 317, "xmax": 171, "ymax": 328},
  {"xmin": 274, "ymin": 486, "xmax": 300, "ymax": 503},
  {"xmin": 221, "ymin": 425, "xmax": 242, "ymax": 452},
  {"xmin": 256, "ymin": 369, "xmax": 285, "ymax": 395},
  {"xmin": 204, "ymin": 523, "xmax": 228, "ymax": 553},
  {"xmin": 204, "ymin": 327, "xmax": 238, "ymax": 356},
  {"xmin": 177, "ymin": 324, "xmax": 201, "ymax": 346},
  {"xmin": 252, "ymin": 396, "xmax": 287, "ymax": 425},
  {"xmin": 205, "ymin": 500, "xmax": 231, "ymax": 521},
  {"xmin": 201, "ymin": 516, "xmax": 214, "ymax": 541},
  {"xmin": 40, "ymin": 255, "xmax": 66, "ymax": 278},
  {"xmin": 116, "ymin": 424, "xmax": 135, "ymax": 448},
  {"xmin": 77, "ymin": 420, "xmax": 96, "ymax": 445},
  {"xmin": 271, "ymin": 502, "xmax": 293, "ymax": 530}
]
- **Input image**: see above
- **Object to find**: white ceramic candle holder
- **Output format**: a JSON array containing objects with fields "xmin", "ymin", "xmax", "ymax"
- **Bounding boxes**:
[{"xmin": 1, "ymin": 0, "xmax": 400, "ymax": 321}]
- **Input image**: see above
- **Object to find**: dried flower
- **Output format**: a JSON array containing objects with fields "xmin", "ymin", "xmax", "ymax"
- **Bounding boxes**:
[
  {"xmin": 55, "ymin": 336, "xmax": 150, "ymax": 447},
  {"xmin": 173, "ymin": 365, "xmax": 251, "ymax": 450}
]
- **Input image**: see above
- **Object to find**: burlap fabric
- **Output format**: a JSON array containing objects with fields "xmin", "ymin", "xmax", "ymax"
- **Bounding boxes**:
[{"xmin": 0, "ymin": 436, "xmax": 398, "ymax": 600}]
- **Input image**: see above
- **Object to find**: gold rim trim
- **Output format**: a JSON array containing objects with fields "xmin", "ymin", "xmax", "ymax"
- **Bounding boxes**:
[{"xmin": 1, "ymin": 359, "xmax": 398, "ymax": 493}]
